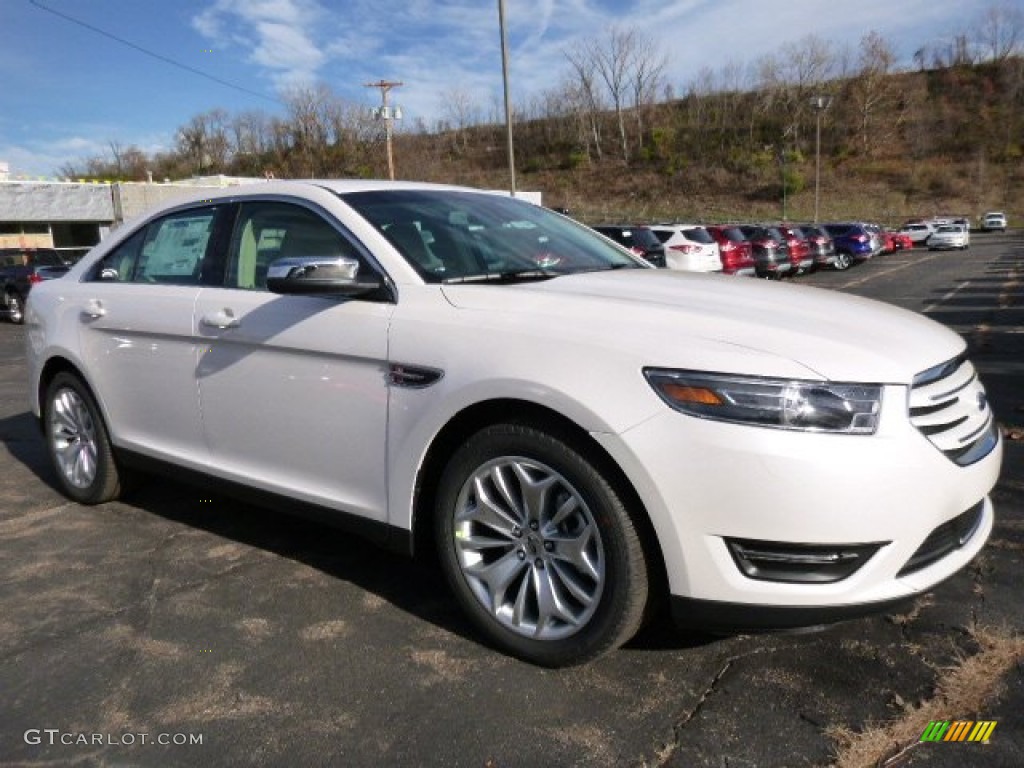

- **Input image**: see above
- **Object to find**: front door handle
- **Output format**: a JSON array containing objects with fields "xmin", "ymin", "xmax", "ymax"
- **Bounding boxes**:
[{"xmin": 200, "ymin": 308, "xmax": 240, "ymax": 329}]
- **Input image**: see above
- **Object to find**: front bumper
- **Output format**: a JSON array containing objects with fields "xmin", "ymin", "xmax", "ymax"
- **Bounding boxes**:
[{"xmin": 593, "ymin": 385, "xmax": 1002, "ymax": 625}]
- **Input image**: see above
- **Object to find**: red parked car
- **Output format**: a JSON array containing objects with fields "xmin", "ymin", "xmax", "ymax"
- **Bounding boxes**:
[
  {"xmin": 777, "ymin": 225, "xmax": 815, "ymax": 275},
  {"xmin": 888, "ymin": 231, "xmax": 914, "ymax": 251},
  {"xmin": 796, "ymin": 225, "xmax": 837, "ymax": 270},
  {"xmin": 704, "ymin": 225, "xmax": 756, "ymax": 276}
]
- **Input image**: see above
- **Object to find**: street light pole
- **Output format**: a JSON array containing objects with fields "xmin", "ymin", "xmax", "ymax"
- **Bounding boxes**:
[
  {"xmin": 498, "ymin": 0, "xmax": 516, "ymax": 195},
  {"xmin": 366, "ymin": 80, "xmax": 403, "ymax": 180},
  {"xmin": 812, "ymin": 95, "xmax": 831, "ymax": 223},
  {"xmin": 778, "ymin": 148, "xmax": 787, "ymax": 221}
]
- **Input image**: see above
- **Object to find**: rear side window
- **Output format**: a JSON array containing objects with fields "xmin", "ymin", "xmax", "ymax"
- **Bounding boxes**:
[
  {"xmin": 650, "ymin": 229, "xmax": 673, "ymax": 244},
  {"xmin": 595, "ymin": 227, "xmax": 648, "ymax": 249},
  {"xmin": 90, "ymin": 206, "xmax": 220, "ymax": 284},
  {"xmin": 721, "ymin": 227, "xmax": 747, "ymax": 242},
  {"xmin": 683, "ymin": 227, "xmax": 714, "ymax": 244},
  {"xmin": 631, "ymin": 229, "xmax": 660, "ymax": 248}
]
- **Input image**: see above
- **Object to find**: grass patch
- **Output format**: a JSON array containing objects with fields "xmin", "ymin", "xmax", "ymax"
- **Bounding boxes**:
[{"xmin": 827, "ymin": 625, "xmax": 1024, "ymax": 767}]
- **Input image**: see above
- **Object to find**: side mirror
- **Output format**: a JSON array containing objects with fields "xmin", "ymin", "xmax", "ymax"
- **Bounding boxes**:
[{"xmin": 266, "ymin": 256, "xmax": 383, "ymax": 297}]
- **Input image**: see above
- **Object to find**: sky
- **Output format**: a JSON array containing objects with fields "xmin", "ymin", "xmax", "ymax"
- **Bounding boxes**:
[{"xmin": 0, "ymin": 0, "xmax": 1003, "ymax": 177}]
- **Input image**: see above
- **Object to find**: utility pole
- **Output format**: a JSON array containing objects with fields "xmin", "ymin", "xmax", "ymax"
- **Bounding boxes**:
[
  {"xmin": 811, "ymin": 95, "xmax": 832, "ymax": 223},
  {"xmin": 498, "ymin": 0, "xmax": 516, "ymax": 195},
  {"xmin": 365, "ymin": 80, "xmax": 403, "ymax": 180}
]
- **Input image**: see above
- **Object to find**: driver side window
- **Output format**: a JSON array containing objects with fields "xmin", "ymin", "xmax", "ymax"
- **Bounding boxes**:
[{"xmin": 225, "ymin": 202, "xmax": 360, "ymax": 291}]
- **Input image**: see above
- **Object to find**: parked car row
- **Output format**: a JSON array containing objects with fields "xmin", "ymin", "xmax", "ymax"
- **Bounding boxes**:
[
  {"xmin": 590, "ymin": 219, "xmax": 911, "ymax": 276},
  {"xmin": 897, "ymin": 215, "xmax": 991, "ymax": 250}
]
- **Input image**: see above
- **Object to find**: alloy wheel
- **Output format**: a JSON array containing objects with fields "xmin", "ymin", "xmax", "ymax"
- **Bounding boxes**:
[{"xmin": 451, "ymin": 456, "xmax": 605, "ymax": 641}]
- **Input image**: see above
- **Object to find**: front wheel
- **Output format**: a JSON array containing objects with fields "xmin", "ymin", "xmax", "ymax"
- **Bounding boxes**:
[
  {"xmin": 43, "ymin": 372, "xmax": 124, "ymax": 504},
  {"xmin": 435, "ymin": 423, "xmax": 650, "ymax": 666}
]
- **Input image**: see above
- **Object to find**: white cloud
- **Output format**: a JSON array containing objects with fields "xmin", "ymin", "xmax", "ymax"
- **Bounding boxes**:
[
  {"xmin": 0, "ymin": 133, "xmax": 171, "ymax": 178},
  {"xmin": 192, "ymin": 0, "xmax": 329, "ymax": 89},
  {"xmin": 0, "ymin": 138, "xmax": 104, "ymax": 177}
]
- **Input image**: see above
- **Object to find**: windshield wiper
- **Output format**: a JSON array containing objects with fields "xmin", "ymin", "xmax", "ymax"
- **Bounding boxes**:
[
  {"xmin": 441, "ymin": 263, "xmax": 640, "ymax": 284},
  {"xmin": 441, "ymin": 269, "xmax": 563, "ymax": 284}
]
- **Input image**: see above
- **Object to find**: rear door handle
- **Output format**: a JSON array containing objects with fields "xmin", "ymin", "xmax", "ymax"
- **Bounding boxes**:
[{"xmin": 200, "ymin": 308, "xmax": 240, "ymax": 329}]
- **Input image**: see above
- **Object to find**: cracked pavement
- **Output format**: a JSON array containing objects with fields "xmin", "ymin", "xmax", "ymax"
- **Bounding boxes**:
[{"xmin": 0, "ymin": 232, "xmax": 1021, "ymax": 767}]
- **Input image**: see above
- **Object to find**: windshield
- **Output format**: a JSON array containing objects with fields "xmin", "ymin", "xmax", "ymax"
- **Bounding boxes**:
[{"xmin": 340, "ymin": 189, "xmax": 641, "ymax": 283}]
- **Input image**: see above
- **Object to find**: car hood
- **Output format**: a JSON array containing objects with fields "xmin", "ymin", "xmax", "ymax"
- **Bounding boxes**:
[{"xmin": 440, "ymin": 270, "xmax": 963, "ymax": 383}]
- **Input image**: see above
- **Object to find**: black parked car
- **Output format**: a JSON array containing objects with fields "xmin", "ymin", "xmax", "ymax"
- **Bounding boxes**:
[
  {"xmin": 0, "ymin": 248, "xmax": 71, "ymax": 324},
  {"xmin": 591, "ymin": 225, "xmax": 667, "ymax": 267}
]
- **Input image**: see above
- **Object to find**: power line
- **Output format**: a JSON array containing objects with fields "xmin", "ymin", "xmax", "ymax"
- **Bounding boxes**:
[{"xmin": 28, "ymin": 0, "xmax": 284, "ymax": 107}]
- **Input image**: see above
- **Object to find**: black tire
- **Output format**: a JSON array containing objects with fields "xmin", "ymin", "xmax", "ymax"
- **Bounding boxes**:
[
  {"xmin": 7, "ymin": 292, "xmax": 24, "ymax": 324},
  {"xmin": 43, "ymin": 372, "xmax": 124, "ymax": 504},
  {"xmin": 435, "ymin": 423, "xmax": 650, "ymax": 667},
  {"xmin": 833, "ymin": 251, "xmax": 852, "ymax": 271}
]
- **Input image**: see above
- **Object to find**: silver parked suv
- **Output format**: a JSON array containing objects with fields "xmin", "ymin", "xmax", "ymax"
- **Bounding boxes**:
[{"xmin": 982, "ymin": 212, "xmax": 1007, "ymax": 232}]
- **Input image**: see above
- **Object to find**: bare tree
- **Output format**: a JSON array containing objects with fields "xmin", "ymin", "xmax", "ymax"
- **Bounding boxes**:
[
  {"xmin": 439, "ymin": 87, "xmax": 481, "ymax": 152},
  {"xmin": 564, "ymin": 43, "xmax": 606, "ymax": 161},
  {"xmin": 848, "ymin": 31, "xmax": 899, "ymax": 157},
  {"xmin": 283, "ymin": 84, "xmax": 335, "ymax": 176},
  {"xmin": 974, "ymin": 3, "xmax": 1024, "ymax": 62},
  {"xmin": 627, "ymin": 30, "xmax": 667, "ymax": 152},
  {"xmin": 590, "ymin": 26, "xmax": 636, "ymax": 162}
]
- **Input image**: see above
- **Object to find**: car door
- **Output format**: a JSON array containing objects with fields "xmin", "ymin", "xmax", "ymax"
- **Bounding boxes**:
[
  {"xmin": 193, "ymin": 199, "xmax": 394, "ymax": 521},
  {"xmin": 77, "ymin": 204, "xmax": 229, "ymax": 464}
]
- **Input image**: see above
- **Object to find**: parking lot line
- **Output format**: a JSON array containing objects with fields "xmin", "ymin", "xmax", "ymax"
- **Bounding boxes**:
[
  {"xmin": 839, "ymin": 254, "xmax": 937, "ymax": 289},
  {"xmin": 922, "ymin": 280, "xmax": 972, "ymax": 314}
]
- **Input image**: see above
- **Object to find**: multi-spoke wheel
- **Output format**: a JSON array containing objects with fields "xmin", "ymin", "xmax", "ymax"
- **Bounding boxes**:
[
  {"xmin": 44, "ymin": 372, "xmax": 124, "ymax": 504},
  {"xmin": 435, "ymin": 423, "xmax": 649, "ymax": 666},
  {"xmin": 833, "ymin": 251, "xmax": 852, "ymax": 271}
]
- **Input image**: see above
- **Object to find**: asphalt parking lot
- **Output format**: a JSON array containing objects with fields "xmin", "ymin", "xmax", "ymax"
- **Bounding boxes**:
[{"xmin": 1, "ymin": 232, "xmax": 1021, "ymax": 767}]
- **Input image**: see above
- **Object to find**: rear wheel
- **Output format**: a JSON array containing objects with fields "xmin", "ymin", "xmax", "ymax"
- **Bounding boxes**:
[
  {"xmin": 833, "ymin": 251, "xmax": 852, "ymax": 271},
  {"xmin": 435, "ymin": 423, "xmax": 650, "ymax": 667},
  {"xmin": 43, "ymin": 372, "xmax": 124, "ymax": 504}
]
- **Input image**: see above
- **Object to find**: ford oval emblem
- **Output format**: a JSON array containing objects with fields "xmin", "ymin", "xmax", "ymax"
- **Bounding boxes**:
[{"xmin": 977, "ymin": 391, "xmax": 987, "ymax": 411}]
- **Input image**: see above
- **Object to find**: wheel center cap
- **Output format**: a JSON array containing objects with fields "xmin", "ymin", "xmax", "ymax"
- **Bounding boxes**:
[{"xmin": 526, "ymin": 534, "xmax": 543, "ymax": 555}]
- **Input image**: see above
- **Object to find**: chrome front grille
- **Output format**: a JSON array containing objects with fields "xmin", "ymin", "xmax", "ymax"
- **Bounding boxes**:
[{"xmin": 909, "ymin": 354, "xmax": 999, "ymax": 466}]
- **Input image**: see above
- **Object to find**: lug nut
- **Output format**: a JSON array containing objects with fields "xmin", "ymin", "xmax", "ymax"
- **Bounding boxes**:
[
  {"xmin": 517, "ymin": 550, "xmax": 526, "ymax": 561},
  {"xmin": 529, "ymin": 521, "xmax": 539, "ymax": 531},
  {"xmin": 544, "ymin": 541, "xmax": 553, "ymax": 552},
  {"xmin": 535, "ymin": 558, "xmax": 544, "ymax": 569}
]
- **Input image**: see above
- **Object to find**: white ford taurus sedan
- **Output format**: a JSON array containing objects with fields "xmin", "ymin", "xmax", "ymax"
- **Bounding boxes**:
[{"xmin": 25, "ymin": 181, "xmax": 1002, "ymax": 666}]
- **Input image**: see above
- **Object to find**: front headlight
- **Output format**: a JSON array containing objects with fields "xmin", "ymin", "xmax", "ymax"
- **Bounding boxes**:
[{"xmin": 644, "ymin": 369, "xmax": 882, "ymax": 434}]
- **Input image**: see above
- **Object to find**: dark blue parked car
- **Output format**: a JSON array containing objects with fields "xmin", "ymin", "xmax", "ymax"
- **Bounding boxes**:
[{"xmin": 822, "ymin": 223, "xmax": 874, "ymax": 271}]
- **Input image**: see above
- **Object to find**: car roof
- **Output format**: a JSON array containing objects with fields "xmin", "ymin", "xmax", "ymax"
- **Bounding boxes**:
[{"xmin": 143, "ymin": 179, "xmax": 495, "ymax": 208}]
